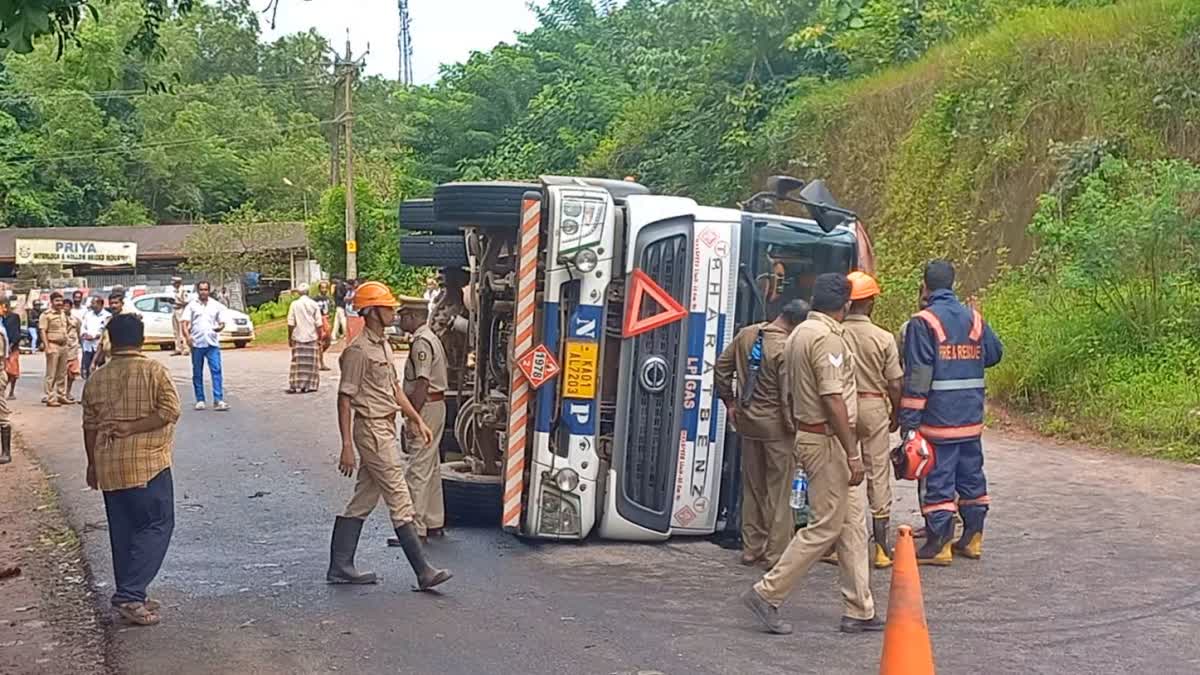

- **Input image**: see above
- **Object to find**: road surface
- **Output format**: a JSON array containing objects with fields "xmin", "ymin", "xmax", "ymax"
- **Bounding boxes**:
[{"xmin": 9, "ymin": 350, "xmax": 1200, "ymax": 674}]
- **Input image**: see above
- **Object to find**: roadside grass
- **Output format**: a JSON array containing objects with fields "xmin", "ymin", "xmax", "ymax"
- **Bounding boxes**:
[{"xmin": 252, "ymin": 318, "xmax": 289, "ymax": 346}]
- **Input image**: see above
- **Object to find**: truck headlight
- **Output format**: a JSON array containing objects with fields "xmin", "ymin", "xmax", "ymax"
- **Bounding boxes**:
[
  {"xmin": 560, "ymin": 198, "xmax": 605, "ymax": 240},
  {"xmin": 553, "ymin": 468, "xmax": 580, "ymax": 492},
  {"xmin": 573, "ymin": 249, "xmax": 598, "ymax": 272},
  {"xmin": 538, "ymin": 485, "xmax": 582, "ymax": 536},
  {"xmin": 561, "ymin": 219, "xmax": 580, "ymax": 235}
]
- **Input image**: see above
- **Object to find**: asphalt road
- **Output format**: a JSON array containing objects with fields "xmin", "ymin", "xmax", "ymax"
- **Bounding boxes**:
[{"xmin": 10, "ymin": 350, "xmax": 1200, "ymax": 675}]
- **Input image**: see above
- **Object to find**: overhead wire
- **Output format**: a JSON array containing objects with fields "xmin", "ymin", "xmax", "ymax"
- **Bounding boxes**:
[{"xmin": 0, "ymin": 74, "xmax": 330, "ymax": 105}]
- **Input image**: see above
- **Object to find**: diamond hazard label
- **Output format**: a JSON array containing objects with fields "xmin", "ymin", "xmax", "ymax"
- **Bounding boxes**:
[
  {"xmin": 698, "ymin": 228, "xmax": 719, "ymax": 249},
  {"xmin": 674, "ymin": 505, "xmax": 697, "ymax": 528},
  {"xmin": 516, "ymin": 344, "xmax": 560, "ymax": 389}
]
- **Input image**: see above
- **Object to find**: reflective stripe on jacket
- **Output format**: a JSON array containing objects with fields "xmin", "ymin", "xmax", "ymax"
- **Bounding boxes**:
[{"xmin": 899, "ymin": 289, "xmax": 1003, "ymax": 442}]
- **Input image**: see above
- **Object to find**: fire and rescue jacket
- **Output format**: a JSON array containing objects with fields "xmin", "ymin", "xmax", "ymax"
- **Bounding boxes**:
[{"xmin": 899, "ymin": 289, "xmax": 1003, "ymax": 443}]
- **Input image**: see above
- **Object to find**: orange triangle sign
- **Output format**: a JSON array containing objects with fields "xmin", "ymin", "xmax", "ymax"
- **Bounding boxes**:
[{"xmin": 623, "ymin": 269, "xmax": 688, "ymax": 338}]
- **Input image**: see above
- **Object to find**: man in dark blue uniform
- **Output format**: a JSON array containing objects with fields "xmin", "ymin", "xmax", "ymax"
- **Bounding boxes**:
[{"xmin": 899, "ymin": 260, "xmax": 1003, "ymax": 565}]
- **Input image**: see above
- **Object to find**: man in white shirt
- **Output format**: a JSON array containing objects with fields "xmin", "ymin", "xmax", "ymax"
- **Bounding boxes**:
[
  {"xmin": 286, "ymin": 283, "xmax": 323, "ymax": 394},
  {"xmin": 180, "ymin": 281, "xmax": 229, "ymax": 411},
  {"xmin": 80, "ymin": 296, "xmax": 110, "ymax": 379}
]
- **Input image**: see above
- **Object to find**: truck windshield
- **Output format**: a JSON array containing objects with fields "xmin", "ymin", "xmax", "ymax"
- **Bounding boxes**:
[{"xmin": 743, "ymin": 218, "xmax": 856, "ymax": 321}]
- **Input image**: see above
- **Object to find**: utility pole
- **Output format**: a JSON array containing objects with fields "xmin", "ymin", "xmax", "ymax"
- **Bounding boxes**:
[
  {"xmin": 330, "ymin": 32, "xmax": 368, "ymax": 279},
  {"xmin": 398, "ymin": 0, "xmax": 413, "ymax": 86}
]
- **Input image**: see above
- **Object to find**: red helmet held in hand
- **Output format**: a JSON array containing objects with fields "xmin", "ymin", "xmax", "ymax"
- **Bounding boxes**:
[{"xmin": 892, "ymin": 431, "xmax": 935, "ymax": 481}]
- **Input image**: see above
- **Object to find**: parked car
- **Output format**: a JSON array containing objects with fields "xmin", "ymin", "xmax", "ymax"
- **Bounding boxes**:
[{"xmin": 131, "ymin": 293, "xmax": 255, "ymax": 349}]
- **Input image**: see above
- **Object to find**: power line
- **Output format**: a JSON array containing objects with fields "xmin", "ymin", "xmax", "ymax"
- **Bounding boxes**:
[
  {"xmin": 0, "ymin": 75, "xmax": 330, "ymax": 105},
  {"xmin": 0, "ymin": 118, "xmax": 335, "ymax": 166}
]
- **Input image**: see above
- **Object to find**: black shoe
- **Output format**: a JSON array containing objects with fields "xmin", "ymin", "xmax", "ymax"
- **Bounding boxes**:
[
  {"xmin": 840, "ymin": 615, "xmax": 885, "ymax": 633},
  {"xmin": 916, "ymin": 534, "xmax": 953, "ymax": 566},
  {"xmin": 326, "ymin": 516, "xmax": 378, "ymax": 584},
  {"xmin": 0, "ymin": 425, "xmax": 11, "ymax": 465},
  {"xmin": 740, "ymin": 588, "xmax": 793, "ymax": 635},
  {"xmin": 392, "ymin": 522, "xmax": 452, "ymax": 590}
]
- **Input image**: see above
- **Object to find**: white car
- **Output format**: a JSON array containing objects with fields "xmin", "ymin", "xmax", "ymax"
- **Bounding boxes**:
[{"xmin": 131, "ymin": 292, "xmax": 256, "ymax": 349}]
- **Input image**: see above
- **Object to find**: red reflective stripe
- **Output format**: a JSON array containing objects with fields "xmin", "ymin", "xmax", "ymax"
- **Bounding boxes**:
[
  {"xmin": 959, "ymin": 495, "xmax": 991, "ymax": 506},
  {"xmin": 969, "ymin": 309, "xmax": 983, "ymax": 342},
  {"xmin": 915, "ymin": 310, "xmax": 947, "ymax": 344},
  {"xmin": 921, "ymin": 501, "xmax": 958, "ymax": 515},
  {"xmin": 901, "ymin": 397, "xmax": 927, "ymax": 410},
  {"xmin": 919, "ymin": 423, "xmax": 985, "ymax": 440}
]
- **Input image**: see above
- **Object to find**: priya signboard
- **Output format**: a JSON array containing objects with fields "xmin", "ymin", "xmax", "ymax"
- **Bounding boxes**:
[{"xmin": 15, "ymin": 239, "xmax": 138, "ymax": 267}]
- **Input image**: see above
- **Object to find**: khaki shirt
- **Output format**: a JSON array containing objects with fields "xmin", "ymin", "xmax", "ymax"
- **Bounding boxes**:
[
  {"xmin": 81, "ymin": 352, "xmax": 180, "ymax": 491},
  {"xmin": 39, "ymin": 309, "xmax": 70, "ymax": 353},
  {"xmin": 173, "ymin": 286, "xmax": 190, "ymax": 317},
  {"xmin": 338, "ymin": 330, "xmax": 402, "ymax": 418},
  {"xmin": 782, "ymin": 311, "xmax": 857, "ymax": 428},
  {"xmin": 403, "ymin": 324, "xmax": 448, "ymax": 395},
  {"xmin": 842, "ymin": 314, "xmax": 902, "ymax": 396},
  {"xmin": 713, "ymin": 322, "xmax": 791, "ymax": 440}
]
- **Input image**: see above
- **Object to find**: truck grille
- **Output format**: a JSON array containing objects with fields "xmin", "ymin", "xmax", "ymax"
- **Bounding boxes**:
[{"xmin": 622, "ymin": 234, "xmax": 688, "ymax": 514}]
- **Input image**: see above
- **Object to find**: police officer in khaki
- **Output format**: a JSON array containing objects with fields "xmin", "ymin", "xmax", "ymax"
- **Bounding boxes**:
[
  {"xmin": 843, "ymin": 272, "xmax": 903, "ymax": 569},
  {"xmin": 715, "ymin": 299, "xmax": 809, "ymax": 568},
  {"xmin": 40, "ymin": 291, "xmax": 71, "ymax": 407},
  {"xmin": 742, "ymin": 273, "xmax": 882, "ymax": 635},
  {"xmin": 171, "ymin": 276, "xmax": 190, "ymax": 356},
  {"xmin": 326, "ymin": 280, "xmax": 452, "ymax": 590},
  {"xmin": 387, "ymin": 296, "xmax": 449, "ymax": 543}
]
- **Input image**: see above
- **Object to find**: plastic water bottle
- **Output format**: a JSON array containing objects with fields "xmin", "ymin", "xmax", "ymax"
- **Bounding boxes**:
[{"xmin": 790, "ymin": 468, "xmax": 808, "ymax": 510}]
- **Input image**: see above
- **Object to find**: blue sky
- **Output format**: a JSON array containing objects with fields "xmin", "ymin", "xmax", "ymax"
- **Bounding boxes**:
[{"xmin": 261, "ymin": 0, "xmax": 542, "ymax": 85}]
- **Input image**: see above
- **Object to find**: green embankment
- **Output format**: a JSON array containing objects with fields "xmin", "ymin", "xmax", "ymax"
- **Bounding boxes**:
[{"xmin": 756, "ymin": 0, "xmax": 1200, "ymax": 457}]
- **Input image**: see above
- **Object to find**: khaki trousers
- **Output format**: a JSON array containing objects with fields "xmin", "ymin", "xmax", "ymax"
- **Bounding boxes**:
[
  {"xmin": 343, "ymin": 415, "xmax": 416, "ymax": 527},
  {"xmin": 857, "ymin": 398, "xmax": 893, "ymax": 519},
  {"xmin": 740, "ymin": 436, "xmax": 796, "ymax": 566},
  {"xmin": 172, "ymin": 312, "xmax": 189, "ymax": 355},
  {"xmin": 403, "ymin": 400, "xmax": 447, "ymax": 536},
  {"xmin": 0, "ymin": 369, "xmax": 9, "ymax": 423},
  {"xmin": 43, "ymin": 348, "xmax": 69, "ymax": 402},
  {"xmin": 754, "ymin": 431, "xmax": 875, "ymax": 620}
]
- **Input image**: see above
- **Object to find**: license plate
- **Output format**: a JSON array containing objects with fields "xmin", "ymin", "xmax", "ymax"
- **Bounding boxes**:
[
  {"xmin": 563, "ymin": 341, "xmax": 598, "ymax": 399},
  {"xmin": 235, "ymin": 328, "xmax": 250, "ymax": 335}
]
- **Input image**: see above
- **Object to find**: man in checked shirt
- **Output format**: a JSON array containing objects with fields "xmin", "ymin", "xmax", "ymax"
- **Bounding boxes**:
[{"xmin": 82, "ymin": 314, "xmax": 181, "ymax": 626}]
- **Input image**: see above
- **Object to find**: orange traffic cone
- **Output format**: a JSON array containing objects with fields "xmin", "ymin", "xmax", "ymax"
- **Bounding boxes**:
[{"xmin": 879, "ymin": 525, "xmax": 936, "ymax": 675}]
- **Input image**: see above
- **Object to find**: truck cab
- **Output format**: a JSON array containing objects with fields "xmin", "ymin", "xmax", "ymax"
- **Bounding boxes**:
[{"xmin": 398, "ymin": 176, "xmax": 860, "ymax": 541}]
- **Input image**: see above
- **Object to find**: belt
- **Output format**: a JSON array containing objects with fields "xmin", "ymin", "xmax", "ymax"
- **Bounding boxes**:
[
  {"xmin": 858, "ymin": 391, "xmax": 886, "ymax": 399},
  {"xmin": 426, "ymin": 391, "xmax": 446, "ymax": 402},
  {"xmin": 796, "ymin": 422, "xmax": 832, "ymax": 435}
]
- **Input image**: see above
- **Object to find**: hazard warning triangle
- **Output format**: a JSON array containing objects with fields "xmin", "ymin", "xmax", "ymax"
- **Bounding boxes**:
[{"xmin": 623, "ymin": 268, "xmax": 688, "ymax": 338}]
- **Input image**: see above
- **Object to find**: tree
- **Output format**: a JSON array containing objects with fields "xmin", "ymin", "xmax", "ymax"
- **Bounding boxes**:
[
  {"xmin": 182, "ymin": 202, "xmax": 294, "ymax": 295},
  {"xmin": 1, "ymin": 0, "xmax": 193, "ymax": 56}
]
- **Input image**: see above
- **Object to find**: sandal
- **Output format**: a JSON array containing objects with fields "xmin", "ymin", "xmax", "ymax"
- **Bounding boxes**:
[{"xmin": 114, "ymin": 601, "xmax": 160, "ymax": 626}]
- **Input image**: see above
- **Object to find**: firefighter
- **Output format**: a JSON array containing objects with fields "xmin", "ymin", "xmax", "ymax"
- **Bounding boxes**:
[
  {"xmin": 741, "ymin": 273, "xmax": 881, "ymax": 636},
  {"xmin": 715, "ymin": 299, "xmax": 810, "ymax": 568},
  {"xmin": 388, "ymin": 296, "xmax": 449, "ymax": 544},
  {"xmin": 327, "ymin": 280, "xmax": 452, "ymax": 590},
  {"xmin": 899, "ymin": 260, "xmax": 1003, "ymax": 565},
  {"xmin": 842, "ymin": 272, "xmax": 902, "ymax": 569}
]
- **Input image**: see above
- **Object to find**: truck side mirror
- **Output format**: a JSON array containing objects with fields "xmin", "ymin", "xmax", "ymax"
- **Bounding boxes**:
[
  {"xmin": 799, "ymin": 179, "xmax": 854, "ymax": 233},
  {"xmin": 766, "ymin": 175, "xmax": 806, "ymax": 198}
]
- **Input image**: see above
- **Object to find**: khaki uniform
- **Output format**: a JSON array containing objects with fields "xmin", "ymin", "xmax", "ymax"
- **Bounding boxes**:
[
  {"xmin": 340, "ymin": 331, "xmax": 416, "ymax": 527},
  {"xmin": 714, "ymin": 322, "xmax": 795, "ymax": 565},
  {"xmin": 172, "ymin": 286, "xmax": 190, "ymax": 355},
  {"xmin": 843, "ymin": 315, "xmax": 903, "ymax": 518},
  {"xmin": 754, "ymin": 312, "xmax": 874, "ymax": 621},
  {"xmin": 39, "ymin": 308, "xmax": 70, "ymax": 403},
  {"xmin": 403, "ymin": 324, "xmax": 448, "ymax": 536},
  {"xmin": 0, "ymin": 329, "xmax": 10, "ymax": 423}
]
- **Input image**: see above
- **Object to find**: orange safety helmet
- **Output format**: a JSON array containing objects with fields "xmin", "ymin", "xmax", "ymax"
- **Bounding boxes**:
[
  {"xmin": 352, "ymin": 280, "xmax": 400, "ymax": 311},
  {"xmin": 847, "ymin": 271, "xmax": 881, "ymax": 301},
  {"xmin": 892, "ymin": 431, "xmax": 935, "ymax": 481}
]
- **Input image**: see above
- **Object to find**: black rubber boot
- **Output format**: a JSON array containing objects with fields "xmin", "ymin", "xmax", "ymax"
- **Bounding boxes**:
[
  {"xmin": 916, "ymin": 532, "xmax": 953, "ymax": 566},
  {"xmin": 0, "ymin": 425, "xmax": 11, "ymax": 465},
  {"xmin": 871, "ymin": 516, "xmax": 893, "ymax": 569},
  {"xmin": 326, "ymin": 516, "xmax": 378, "ymax": 584},
  {"xmin": 393, "ymin": 522, "xmax": 452, "ymax": 591}
]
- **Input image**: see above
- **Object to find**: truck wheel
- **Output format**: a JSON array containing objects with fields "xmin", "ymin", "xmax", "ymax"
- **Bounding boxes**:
[
  {"xmin": 441, "ymin": 460, "xmax": 502, "ymax": 526},
  {"xmin": 399, "ymin": 234, "xmax": 469, "ymax": 268},
  {"xmin": 433, "ymin": 182, "xmax": 539, "ymax": 230},
  {"xmin": 399, "ymin": 198, "xmax": 461, "ymax": 235}
]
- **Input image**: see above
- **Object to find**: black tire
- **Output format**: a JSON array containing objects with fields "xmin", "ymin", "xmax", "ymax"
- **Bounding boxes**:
[
  {"xmin": 441, "ymin": 460, "xmax": 502, "ymax": 526},
  {"xmin": 399, "ymin": 198, "xmax": 463, "ymax": 235},
  {"xmin": 399, "ymin": 234, "xmax": 469, "ymax": 268},
  {"xmin": 433, "ymin": 181, "xmax": 539, "ymax": 230}
]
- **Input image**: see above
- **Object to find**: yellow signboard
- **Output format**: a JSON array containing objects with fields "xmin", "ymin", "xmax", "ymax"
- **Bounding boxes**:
[{"xmin": 346, "ymin": 240, "xmax": 358, "ymax": 253}]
